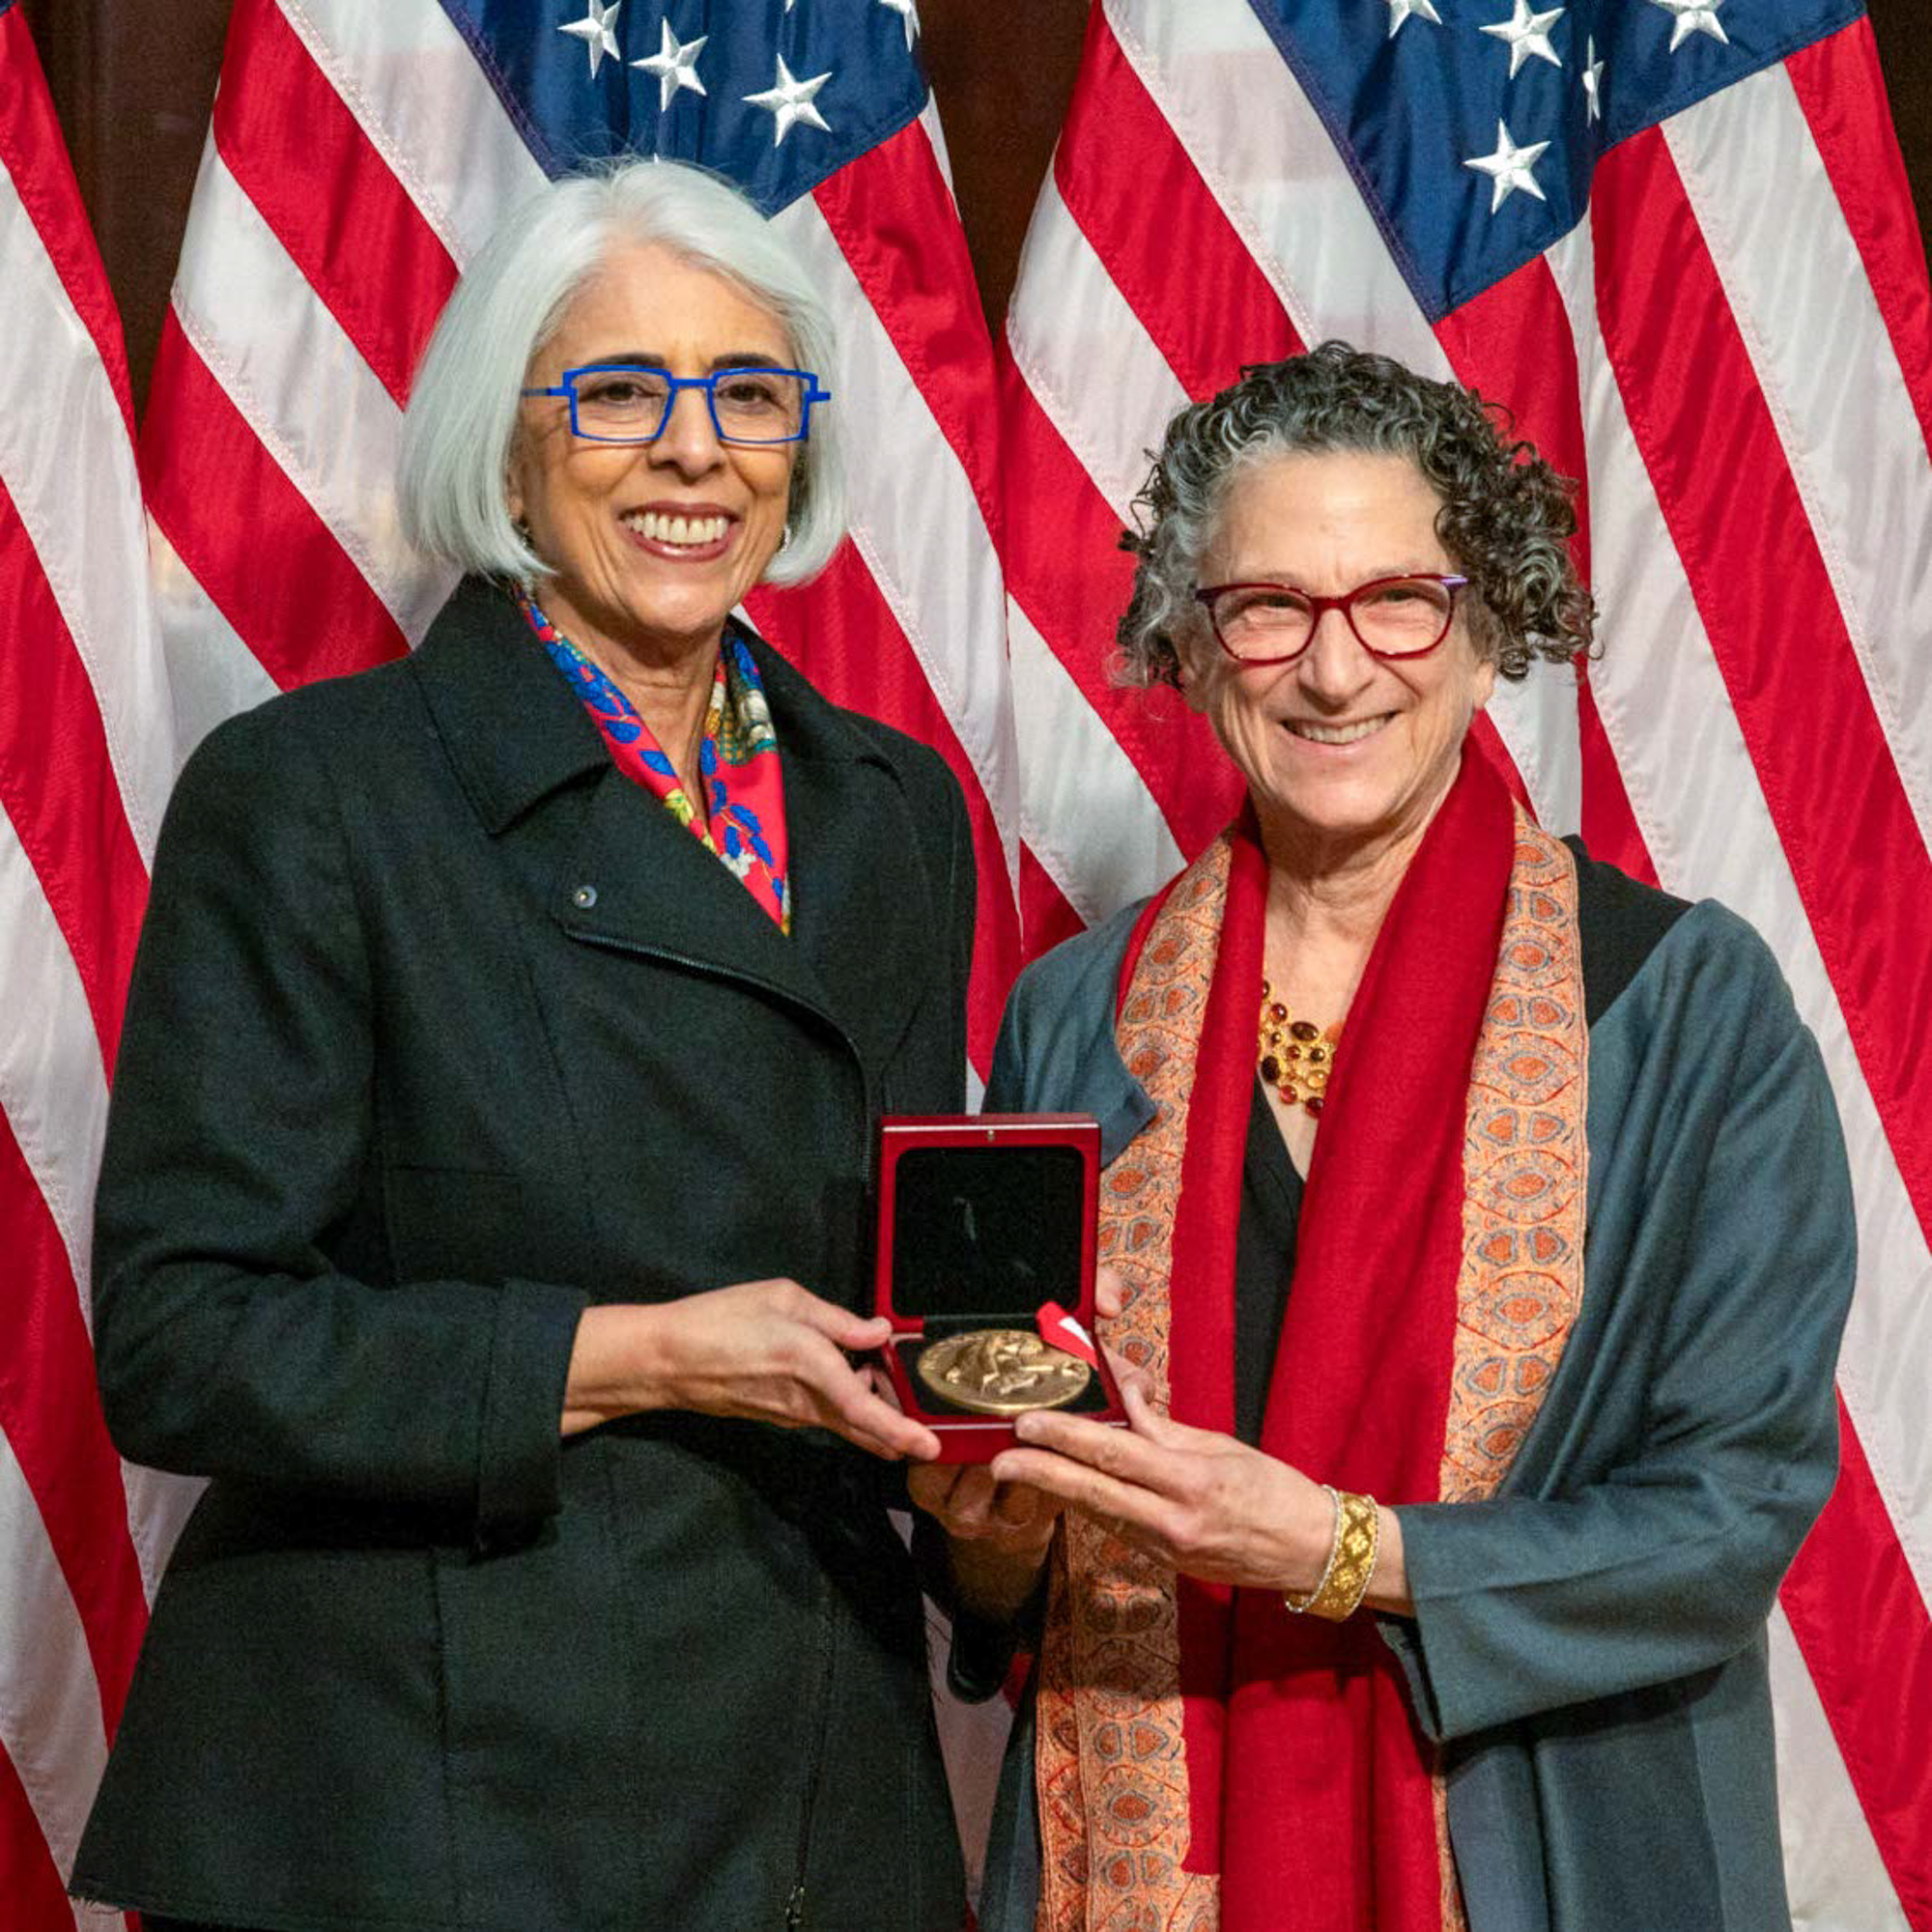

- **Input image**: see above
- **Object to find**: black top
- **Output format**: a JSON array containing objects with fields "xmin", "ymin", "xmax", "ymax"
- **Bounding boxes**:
[{"xmin": 1235, "ymin": 1078, "xmax": 1303, "ymax": 1445}]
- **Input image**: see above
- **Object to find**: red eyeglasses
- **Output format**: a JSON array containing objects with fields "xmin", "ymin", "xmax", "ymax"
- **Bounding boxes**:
[{"xmin": 1193, "ymin": 573, "xmax": 1469, "ymax": 666}]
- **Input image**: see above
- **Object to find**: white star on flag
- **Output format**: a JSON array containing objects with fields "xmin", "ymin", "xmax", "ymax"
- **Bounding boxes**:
[
  {"xmin": 1464, "ymin": 118, "xmax": 1550, "ymax": 212},
  {"xmin": 1383, "ymin": 0, "xmax": 1443, "ymax": 38},
  {"xmin": 558, "ymin": 0, "xmax": 622, "ymax": 79},
  {"xmin": 633, "ymin": 19, "xmax": 706, "ymax": 112},
  {"xmin": 1652, "ymin": 0, "xmax": 1728, "ymax": 49},
  {"xmin": 1582, "ymin": 35, "xmax": 1604, "ymax": 120},
  {"xmin": 1480, "ymin": 0, "xmax": 1565, "ymax": 77},
  {"xmin": 744, "ymin": 54, "xmax": 834, "ymax": 147},
  {"xmin": 880, "ymin": 0, "xmax": 922, "ymax": 50}
]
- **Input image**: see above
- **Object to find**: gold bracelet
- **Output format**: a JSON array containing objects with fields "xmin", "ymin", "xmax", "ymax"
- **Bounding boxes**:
[{"xmin": 1283, "ymin": 1487, "xmax": 1380, "ymax": 1622}]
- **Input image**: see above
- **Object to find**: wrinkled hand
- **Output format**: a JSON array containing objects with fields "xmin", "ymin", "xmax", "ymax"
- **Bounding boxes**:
[
  {"xmin": 989, "ymin": 1379, "xmax": 1335, "ymax": 1595},
  {"xmin": 564, "ymin": 1279, "xmax": 940, "ymax": 1463},
  {"xmin": 900, "ymin": 1265, "xmax": 1130, "ymax": 1617},
  {"xmin": 909, "ymin": 1462, "xmax": 1061, "ymax": 1558},
  {"xmin": 907, "ymin": 1462, "xmax": 1062, "ymax": 1623}
]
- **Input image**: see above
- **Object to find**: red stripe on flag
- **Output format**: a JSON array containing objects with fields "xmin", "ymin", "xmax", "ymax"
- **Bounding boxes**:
[
  {"xmin": 1052, "ymin": 11, "xmax": 1301, "ymax": 400},
  {"xmin": 211, "ymin": 0, "xmax": 458, "ymax": 410},
  {"xmin": 999, "ymin": 355, "xmax": 1238, "ymax": 866},
  {"xmin": 0, "ymin": 482, "xmax": 149, "ymax": 1073},
  {"xmin": 0, "ymin": 1115, "xmax": 149, "ymax": 1739},
  {"xmin": 1434, "ymin": 256, "xmax": 1593, "ymax": 591},
  {"xmin": 141, "ymin": 317, "xmax": 408, "ymax": 689},
  {"xmin": 1467, "ymin": 712, "xmax": 1529, "ymax": 814},
  {"xmin": 1781, "ymin": 1400, "xmax": 1932, "ymax": 1929},
  {"xmin": 0, "ymin": 1737, "xmax": 76, "ymax": 1932},
  {"xmin": 749, "ymin": 549, "xmax": 1019, "ymax": 1074},
  {"xmin": 1593, "ymin": 128, "xmax": 1932, "ymax": 1250},
  {"xmin": 0, "ymin": 5, "xmax": 136, "ymax": 436},
  {"xmin": 1786, "ymin": 21, "xmax": 1932, "ymax": 466},
  {"xmin": 1019, "ymin": 843, "xmax": 1086, "ymax": 966},
  {"xmin": 810, "ymin": 120, "xmax": 1005, "ymax": 542}
]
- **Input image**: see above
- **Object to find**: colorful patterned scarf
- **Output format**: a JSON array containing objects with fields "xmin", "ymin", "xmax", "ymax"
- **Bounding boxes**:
[
  {"xmin": 522, "ymin": 595, "xmax": 791, "ymax": 931},
  {"xmin": 1034, "ymin": 748, "xmax": 1589, "ymax": 1931}
]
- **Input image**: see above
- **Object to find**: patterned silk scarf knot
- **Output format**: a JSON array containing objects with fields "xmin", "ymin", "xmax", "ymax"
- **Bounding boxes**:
[{"xmin": 522, "ymin": 595, "xmax": 792, "ymax": 932}]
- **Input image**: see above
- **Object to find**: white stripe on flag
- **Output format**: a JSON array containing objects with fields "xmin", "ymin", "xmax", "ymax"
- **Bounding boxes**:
[
  {"xmin": 1767, "ymin": 1606, "xmax": 1910, "ymax": 1932},
  {"xmin": 118, "ymin": 1463, "xmax": 203, "ymax": 1610},
  {"xmin": 148, "ymin": 517, "xmax": 283, "ymax": 756},
  {"xmin": 1484, "ymin": 665, "xmax": 1582, "ymax": 836},
  {"xmin": 1546, "ymin": 219, "xmax": 1932, "ymax": 1608},
  {"xmin": 0, "ymin": 149, "xmax": 174, "ymax": 859},
  {"xmin": 771, "ymin": 196, "xmax": 1021, "ymax": 867},
  {"xmin": 171, "ymin": 138, "xmax": 443, "ymax": 641},
  {"xmin": 918, "ymin": 97, "xmax": 960, "ymax": 206},
  {"xmin": 1662, "ymin": 64, "xmax": 1932, "ymax": 854},
  {"xmin": 1008, "ymin": 593, "xmax": 1182, "ymax": 923},
  {"xmin": 1005, "ymin": 176, "xmax": 1187, "ymax": 518},
  {"xmin": 0, "ymin": 811, "xmax": 108, "ymax": 1312},
  {"xmin": 0, "ymin": 1430, "xmax": 112, "ymax": 1929},
  {"xmin": 279, "ymin": 0, "xmax": 548, "ymax": 267}
]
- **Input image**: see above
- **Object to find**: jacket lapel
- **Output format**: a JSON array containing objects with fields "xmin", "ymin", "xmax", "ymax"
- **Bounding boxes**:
[{"xmin": 749, "ymin": 634, "xmax": 939, "ymax": 1079}]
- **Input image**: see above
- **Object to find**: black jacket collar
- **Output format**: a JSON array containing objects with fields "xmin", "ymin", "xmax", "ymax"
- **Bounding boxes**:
[{"xmin": 408, "ymin": 578, "xmax": 934, "ymax": 1077}]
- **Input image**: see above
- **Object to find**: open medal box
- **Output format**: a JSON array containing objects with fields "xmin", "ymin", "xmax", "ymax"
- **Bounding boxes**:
[{"xmin": 873, "ymin": 1114, "xmax": 1122, "ymax": 1463}]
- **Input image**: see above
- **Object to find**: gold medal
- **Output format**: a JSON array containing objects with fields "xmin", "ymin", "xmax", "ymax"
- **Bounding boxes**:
[{"xmin": 915, "ymin": 1327, "xmax": 1093, "ymax": 1415}]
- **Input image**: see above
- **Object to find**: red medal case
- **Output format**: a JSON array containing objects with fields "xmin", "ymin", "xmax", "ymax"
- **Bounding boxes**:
[{"xmin": 873, "ymin": 1113, "xmax": 1122, "ymax": 1463}]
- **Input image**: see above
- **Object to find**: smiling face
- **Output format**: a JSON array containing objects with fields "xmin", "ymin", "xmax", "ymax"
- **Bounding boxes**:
[
  {"xmin": 506, "ymin": 241, "xmax": 799, "ymax": 670},
  {"xmin": 1184, "ymin": 448, "xmax": 1497, "ymax": 870}
]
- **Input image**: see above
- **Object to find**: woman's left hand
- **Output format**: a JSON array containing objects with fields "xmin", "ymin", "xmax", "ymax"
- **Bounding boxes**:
[{"xmin": 990, "ymin": 1378, "xmax": 1340, "ymax": 1597}]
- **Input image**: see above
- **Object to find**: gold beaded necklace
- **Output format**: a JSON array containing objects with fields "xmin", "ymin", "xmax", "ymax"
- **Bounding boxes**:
[{"xmin": 1258, "ymin": 978, "xmax": 1341, "ymax": 1117}]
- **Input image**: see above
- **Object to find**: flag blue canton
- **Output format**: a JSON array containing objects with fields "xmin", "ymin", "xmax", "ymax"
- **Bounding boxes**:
[
  {"xmin": 1253, "ymin": 0, "xmax": 1865, "ymax": 319},
  {"xmin": 439, "ymin": 0, "xmax": 927, "ymax": 211}
]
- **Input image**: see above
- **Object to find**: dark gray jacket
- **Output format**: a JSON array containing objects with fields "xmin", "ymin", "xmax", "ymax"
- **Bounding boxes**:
[{"xmin": 72, "ymin": 579, "xmax": 973, "ymax": 1932}]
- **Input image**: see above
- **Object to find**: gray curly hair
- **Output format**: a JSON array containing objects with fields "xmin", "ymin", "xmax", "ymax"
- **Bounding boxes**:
[{"xmin": 1117, "ymin": 341, "xmax": 1594, "ymax": 687}]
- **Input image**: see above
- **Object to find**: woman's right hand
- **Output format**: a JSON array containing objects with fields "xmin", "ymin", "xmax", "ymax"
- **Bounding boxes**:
[{"xmin": 562, "ymin": 1279, "xmax": 941, "ymax": 1463}]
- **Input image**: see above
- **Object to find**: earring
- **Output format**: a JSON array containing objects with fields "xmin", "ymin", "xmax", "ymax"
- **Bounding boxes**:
[{"xmin": 779, "ymin": 521, "xmax": 795, "ymax": 553}]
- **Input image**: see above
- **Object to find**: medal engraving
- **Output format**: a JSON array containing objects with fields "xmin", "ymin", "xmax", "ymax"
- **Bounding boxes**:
[{"xmin": 915, "ymin": 1327, "xmax": 1093, "ymax": 1415}]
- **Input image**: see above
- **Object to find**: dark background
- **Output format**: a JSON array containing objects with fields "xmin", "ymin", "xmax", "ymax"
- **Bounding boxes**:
[{"xmin": 22, "ymin": 0, "xmax": 1932, "ymax": 415}]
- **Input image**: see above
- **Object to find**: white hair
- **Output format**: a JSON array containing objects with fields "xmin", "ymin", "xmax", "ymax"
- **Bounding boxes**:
[{"xmin": 398, "ymin": 158, "xmax": 843, "ymax": 589}]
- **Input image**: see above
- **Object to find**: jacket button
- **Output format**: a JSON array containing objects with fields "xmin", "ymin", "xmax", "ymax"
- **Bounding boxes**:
[{"xmin": 572, "ymin": 884, "xmax": 598, "ymax": 909}]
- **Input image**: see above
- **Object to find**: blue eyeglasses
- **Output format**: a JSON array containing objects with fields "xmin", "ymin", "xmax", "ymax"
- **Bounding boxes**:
[{"xmin": 519, "ymin": 364, "xmax": 830, "ymax": 445}]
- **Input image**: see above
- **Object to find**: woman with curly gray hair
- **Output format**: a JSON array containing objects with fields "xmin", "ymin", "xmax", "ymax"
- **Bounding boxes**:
[{"xmin": 917, "ymin": 344, "xmax": 1853, "ymax": 1932}]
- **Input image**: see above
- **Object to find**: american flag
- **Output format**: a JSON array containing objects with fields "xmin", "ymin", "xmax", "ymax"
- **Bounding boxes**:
[
  {"xmin": 0, "ymin": 1, "xmax": 200, "ymax": 1922},
  {"xmin": 3, "ymin": 0, "xmax": 1929, "ymax": 1927},
  {"xmin": 1002, "ymin": 2, "xmax": 1932, "ymax": 1926}
]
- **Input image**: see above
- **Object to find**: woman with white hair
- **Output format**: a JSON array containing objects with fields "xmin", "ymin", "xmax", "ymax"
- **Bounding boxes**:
[{"xmin": 71, "ymin": 159, "xmax": 973, "ymax": 1932}]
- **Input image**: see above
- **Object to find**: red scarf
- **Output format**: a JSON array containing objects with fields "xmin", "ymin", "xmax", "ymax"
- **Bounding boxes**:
[{"xmin": 1036, "ymin": 748, "xmax": 1590, "ymax": 1930}]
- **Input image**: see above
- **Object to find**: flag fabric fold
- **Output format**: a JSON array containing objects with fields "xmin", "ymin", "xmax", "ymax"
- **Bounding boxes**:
[{"xmin": 0, "ymin": 1, "xmax": 197, "ymax": 1922}]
